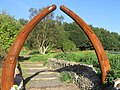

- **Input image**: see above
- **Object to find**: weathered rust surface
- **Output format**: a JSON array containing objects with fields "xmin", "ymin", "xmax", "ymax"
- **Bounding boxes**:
[
  {"xmin": 60, "ymin": 5, "xmax": 110, "ymax": 83},
  {"xmin": 1, "ymin": 4, "xmax": 56, "ymax": 90}
]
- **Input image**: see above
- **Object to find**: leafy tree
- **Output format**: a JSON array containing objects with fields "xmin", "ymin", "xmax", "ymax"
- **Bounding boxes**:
[
  {"xmin": 26, "ymin": 8, "xmax": 63, "ymax": 54},
  {"xmin": 63, "ymin": 22, "xmax": 91, "ymax": 50},
  {"xmin": 18, "ymin": 18, "xmax": 28, "ymax": 26},
  {"xmin": 91, "ymin": 26, "xmax": 120, "ymax": 50},
  {"xmin": 0, "ymin": 13, "xmax": 21, "ymax": 60},
  {"xmin": 62, "ymin": 40, "xmax": 76, "ymax": 51}
]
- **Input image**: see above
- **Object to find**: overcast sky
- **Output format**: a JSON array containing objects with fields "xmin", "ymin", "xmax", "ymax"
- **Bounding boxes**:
[{"xmin": 0, "ymin": 0, "xmax": 120, "ymax": 34}]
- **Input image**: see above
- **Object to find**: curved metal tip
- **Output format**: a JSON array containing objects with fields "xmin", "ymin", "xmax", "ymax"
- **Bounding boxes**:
[
  {"xmin": 52, "ymin": 4, "xmax": 56, "ymax": 7},
  {"xmin": 60, "ymin": 5, "xmax": 66, "ymax": 10},
  {"xmin": 60, "ymin": 5, "xmax": 65, "ymax": 8},
  {"xmin": 49, "ymin": 4, "xmax": 57, "ymax": 10},
  {"xmin": 60, "ymin": 5, "xmax": 70, "ymax": 12}
]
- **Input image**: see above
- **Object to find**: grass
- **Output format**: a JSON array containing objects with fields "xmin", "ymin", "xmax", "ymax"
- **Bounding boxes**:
[{"xmin": 60, "ymin": 71, "xmax": 73, "ymax": 83}]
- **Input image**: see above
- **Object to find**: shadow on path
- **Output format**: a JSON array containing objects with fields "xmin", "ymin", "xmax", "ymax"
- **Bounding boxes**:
[{"xmin": 17, "ymin": 62, "xmax": 117, "ymax": 90}]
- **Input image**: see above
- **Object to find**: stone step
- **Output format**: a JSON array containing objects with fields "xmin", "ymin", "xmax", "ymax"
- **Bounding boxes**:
[
  {"xmin": 20, "ymin": 62, "xmax": 42, "ymax": 64},
  {"xmin": 21, "ymin": 63, "xmax": 43, "ymax": 67},
  {"xmin": 24, "ymin": 68, "xmax": 48, "ymax": 74},
  {"xmin": 27, "ymin": 72, "xmax": 58, "ymax": 78},
  {"xmin": 31, "ymin": 77, "xmax": 58, "ymax": 81},
  {"xmin": 25, "ymin": 71, "xmax": 55, "ymax": 75},
  {"xmin": 25, "ymin": 73, "xmax": 59, "ymax": 81},
  {"xmin": 21, "ymin": 64, "xmax": 44, "ymax": 68},
  {"xmin": 29, "ymin": 80, "xmax": 79, "ymax": 90},
  {"xmin": 28, "ymin": 79, "xmax": 64, "ymax": 89},
  {"xmin": 20, "ymin": 62, "xmax": 79, "ymax": 90},
  {"xmin": 22, "ymin": 67, "xmax": 48, "ymax": 70},
  {"xmin": 29, "ymin": 84, "xmax": 79, "ymax": 90}
]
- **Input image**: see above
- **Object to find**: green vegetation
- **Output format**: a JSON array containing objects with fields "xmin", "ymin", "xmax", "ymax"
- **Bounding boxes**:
[
  {"xmin": 0, "ymin": 12, "xmax": 22, "ymax": 60},
  {"xmin": 54, "ymin": 51, "xmax": 120, "ymax": 85},
  {"xmin": 54, "ymin": 51, "xmax": 100, "ymax": 72},
  {"xmin": 0, "ymin": 6, "xmax": 120, "ymax": 87},
  {"xmin": 60, "ymin": 71, "xmax": 72, "ymax": 83},
  {"xmin": 19, "ymin": 50, "xmax": 120, "ymax": 86},
  {"xmin": 105, "ymin": 53, "xmax": 120, "ymax": 85},
  {"xmin": 0, "ymin": 7, "xmax": 120, "ymax": 60}
]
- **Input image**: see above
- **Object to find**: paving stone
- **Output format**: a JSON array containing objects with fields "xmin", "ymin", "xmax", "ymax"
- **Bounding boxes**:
[
  {"xmin": 21, "ymin": 62, "xmax": 79, "ymax": 90},
  {"xmin": 27, "ymin": 73, "xmax": 58, "ymax": 80}
]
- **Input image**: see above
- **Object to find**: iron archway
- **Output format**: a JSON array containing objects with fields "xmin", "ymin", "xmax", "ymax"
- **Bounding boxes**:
[
  {"xmin": 1, "ymin": 4, "xmax": 56, "ymax": 90},
  {"xmin": 60, "ymin": 5, "xmax": 110, "ymax": 83},
  {"xmin": 1, "ymin": 5, "xmax": 110, "ymax": 90}
]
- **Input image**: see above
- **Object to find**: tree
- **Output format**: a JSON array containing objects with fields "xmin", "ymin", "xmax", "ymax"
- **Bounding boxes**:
[
  {"xmin": 18, "ymin": 18, "xmax": 28, "ymax": 26},
  {"xmin": 0, "ymin": 13, "xmax": 22, "ymax": 60},
  {"xmin": 26, "ymin": 8, "xmax": 64, "ymax": 54},
  {"xmin": 91, "ymin": 26, "xmax": 120, "ymax": 50},
  {"xmin": 63, "ymin": 22, "xmax": 90, "ymax": 50}
]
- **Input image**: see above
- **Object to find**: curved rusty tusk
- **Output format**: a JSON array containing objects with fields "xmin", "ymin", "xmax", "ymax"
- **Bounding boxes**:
[
  {"xmin": 60, "ymin": 5, "xmax": 110, "ymax": 83},
  {"xmin": 1, "ymin": 4, "xmax": 56, "ymax": 90}
]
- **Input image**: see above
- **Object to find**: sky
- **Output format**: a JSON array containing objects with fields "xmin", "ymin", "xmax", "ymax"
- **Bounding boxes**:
[{"xmin": 0, "ymin": 0, "xmax": 120, "ymax": 34}]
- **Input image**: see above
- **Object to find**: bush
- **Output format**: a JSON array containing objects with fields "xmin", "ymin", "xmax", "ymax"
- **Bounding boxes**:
[
  {"xmin": 62, "ymin": 41, "xmax": 77, "ymax": 52},
  {"xmin": 60, "ymin": 71, "xmax": 72, "ymax": 83},
  {"xmin": 0, "ymin": 13, "xmax": 21, "ymax": 59},
  {"xmin": 105, "ymin": 53, "xmax": 120, "ymax": 85}
]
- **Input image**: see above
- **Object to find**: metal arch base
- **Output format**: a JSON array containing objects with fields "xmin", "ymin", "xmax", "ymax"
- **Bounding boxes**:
[
  {"xmin": 60, "ymin": 5, "xmax": 110, "ymax": 83},
  {"xmin": 1, "ymin": 4, "xmax": 56, "ymax": 90}
]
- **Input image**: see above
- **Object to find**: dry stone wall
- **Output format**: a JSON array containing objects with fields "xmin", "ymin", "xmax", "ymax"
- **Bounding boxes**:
[{"xmin": 48, "ymin": 58, "xmax": 101, "ymax": 90}]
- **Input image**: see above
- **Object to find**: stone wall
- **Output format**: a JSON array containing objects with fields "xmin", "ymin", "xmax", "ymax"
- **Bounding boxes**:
[{"xmin": 48, "ymin": 58, "xmax": 101, "ymax": 90}]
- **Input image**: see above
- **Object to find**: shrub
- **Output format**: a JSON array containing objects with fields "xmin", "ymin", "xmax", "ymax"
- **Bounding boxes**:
[
  {"xmin": 62, "ymin": 41, "xmax": 77, "ymax": 51},
  {"xmin": 60, "ymin": 71, "xmax": 72, "ymax": 83}
]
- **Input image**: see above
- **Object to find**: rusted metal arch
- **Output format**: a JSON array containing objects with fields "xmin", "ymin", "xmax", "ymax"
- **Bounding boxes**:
[
  {"xmin": 1, "ymin": 4, "xmax": 111, "ymax": 90},
  {"xmin": 1, "ymin": 4, "xmax": 56, "ymax": 90},
  {"xmin": 60, "ymin": 5, "xmax": 111, "ymax": 83}
]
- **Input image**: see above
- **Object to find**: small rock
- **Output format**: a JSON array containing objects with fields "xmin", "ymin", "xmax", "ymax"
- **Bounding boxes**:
[{"xmin": 113, "ymin": 78, "xmax": 120, "ymax": 89}]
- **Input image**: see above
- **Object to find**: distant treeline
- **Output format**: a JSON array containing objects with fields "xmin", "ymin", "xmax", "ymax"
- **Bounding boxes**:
[{"xmin": 0, "ymin": 8, "xmax": 120, "ymax": 59}]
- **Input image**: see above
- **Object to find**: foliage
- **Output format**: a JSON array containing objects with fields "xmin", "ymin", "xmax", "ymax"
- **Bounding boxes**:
[
  {"xmin": 105, "ymin": 53, "xmax": 120, "ymax": 84},
  {"xmin": 62, "ymin": 40, "xmax": 76, "ymax": 51},
  {"xmin": 0, "ymin": 6, "xmax": 120, "ymax": 59},
  {"xmin": 29, "ymin": 55, "xmax": 48, "ymax": 62},
  {"xmin": 63, "ymin": 22, "xmax": 90, "ymax": 50},
  {"xmin": 91, "ymin": 26, "xmax": 120, "ymax": 50},
  {"xmin": 18, "ymin": 18, "xmax": 28, "ymax": 26},
  {"xmin": 60, "ymin": 71, "xmax": 72, "ymax": 83},
  {"xmin": 10, "ymin": 85, "xmax": 18, "ymax": 90},
  {"xmin": 21, "ymin": 50, "xmax": 58, "ymax": 62},
  {"xmin": 105, "ymin": 70, "xmax": 116, "ymax": 86},
  {"xmin": 0, "ymin": 13, "xmax": 21, "ymax": 59},
  {"xmin": 54, "ymin": 51, "xmax": 97, "ymax": 63},
  {"xmin": 54, "ymin": 51, "xmax": 120, "ymax": 86},
  {"xmin": 26, "ymin": 8, "xmax": 64, "ymax": 54}
]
